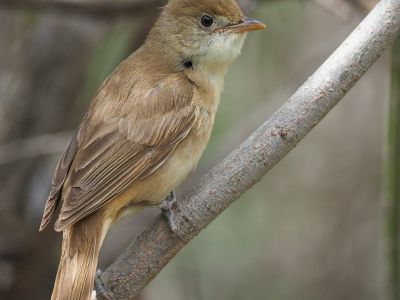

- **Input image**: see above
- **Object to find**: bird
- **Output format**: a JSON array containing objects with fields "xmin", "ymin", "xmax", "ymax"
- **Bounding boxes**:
[{"xmin": 39, "ymin": 0, "xmax": 265, "ymax": 299}]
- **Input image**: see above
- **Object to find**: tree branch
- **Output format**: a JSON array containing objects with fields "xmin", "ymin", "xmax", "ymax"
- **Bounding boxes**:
[{"xmin": 99, "ymin": 0, "xmax": 400, "ymax": 299}]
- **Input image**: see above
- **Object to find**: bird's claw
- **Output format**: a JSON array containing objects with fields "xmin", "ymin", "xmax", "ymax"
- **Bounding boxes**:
[
  {"xmin": 94, "ymin": 270, "xmax": 114, "ymax": 300},
  {"xmin": 160, "ymin": 191, "xmax": 178, "ymax": 234}
]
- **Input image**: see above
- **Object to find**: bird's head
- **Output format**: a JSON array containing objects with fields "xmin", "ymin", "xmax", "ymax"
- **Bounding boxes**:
[{"xmin": 147, "ymin": 0, "xmax": 266, "ymax": 70}]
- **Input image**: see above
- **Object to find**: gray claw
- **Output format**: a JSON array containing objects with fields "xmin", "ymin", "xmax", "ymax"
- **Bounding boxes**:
[
  {"xmin": 95, "ymin": 270, "xmax": 114, "ymax": 300},
  {"xmin": 161, "ymin": 191, "xmax": 178, "ymax": 233}
]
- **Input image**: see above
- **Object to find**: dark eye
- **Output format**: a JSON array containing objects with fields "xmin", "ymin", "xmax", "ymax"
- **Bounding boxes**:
[{"xmin": 201, "ymin": 15, "xmax": 214, "ymax": 27}]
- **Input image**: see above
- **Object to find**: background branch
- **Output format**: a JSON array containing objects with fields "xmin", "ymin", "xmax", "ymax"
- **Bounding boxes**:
[
  {"xmin": 0, "ymin": 0, "xmax": 376, "ymax": 16},
  {"xmin": 0, "ymin": 131, "xmax": 72, "ymax": 166},
  {"xmin": 99, "ymin": 0, "xmax": 400, "ymax": 299},
  {"xmin": 0, "ymin": 0, "xmax": 258, "ymax": 15},
  {"xmin": 0, "ymin": 0, "xmax": 163, "ymax": 15}
]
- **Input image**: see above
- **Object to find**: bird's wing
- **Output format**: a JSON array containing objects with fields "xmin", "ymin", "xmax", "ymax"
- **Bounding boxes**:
[
  {"xmin": 52, "ymin": 76, "xmax": 196, "ymax": 231},
  {"xmin": 39, "ymin": 129, "xmax": 80, "ymax": 231}
]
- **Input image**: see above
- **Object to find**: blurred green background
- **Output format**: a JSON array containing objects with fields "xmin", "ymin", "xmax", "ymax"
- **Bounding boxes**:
[{"xmin": 0, "ymin": 0, "xmax": 394, "ymax": 299}]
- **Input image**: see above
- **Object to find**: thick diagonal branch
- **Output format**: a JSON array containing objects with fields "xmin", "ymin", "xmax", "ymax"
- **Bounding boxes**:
[{"xmin": 99, "ymin": 0, "xmax": 400, "ymax": 299}]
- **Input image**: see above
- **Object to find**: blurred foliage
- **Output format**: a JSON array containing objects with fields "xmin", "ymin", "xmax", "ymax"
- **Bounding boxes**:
[
  {"xmin": 77, "ymin": 20, "xmax": 138, "ymax": 110},
  {"xmin": 387, "ymin": 36, "xmax": 400, "ymax": 300},
  {"xmin": 0, "ymin": 1, "xmax": 393, "ymax": 300}
]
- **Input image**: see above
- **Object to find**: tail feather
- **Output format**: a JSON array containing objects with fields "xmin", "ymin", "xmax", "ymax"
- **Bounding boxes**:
[{"xmin": 51, "ymin": 211, "xmax": 109, "ymax": 300}]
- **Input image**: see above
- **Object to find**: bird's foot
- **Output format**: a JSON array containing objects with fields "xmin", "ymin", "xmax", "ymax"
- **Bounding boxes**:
[
  {"xmin": 160, "ymin": 191, "xmax": 178, "ymax": 234},
  {"xmin": 94, "ymin": 270, "xmax": 114, "ymax": 300}
]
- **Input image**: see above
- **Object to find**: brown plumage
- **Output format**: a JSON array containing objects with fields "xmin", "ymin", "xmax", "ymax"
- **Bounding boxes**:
[{"xmin": 40, "ymin": 1, "xmax": 265, "ymax": 299}]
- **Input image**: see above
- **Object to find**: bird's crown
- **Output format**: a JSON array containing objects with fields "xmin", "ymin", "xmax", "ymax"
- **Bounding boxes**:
[{"xmin": 165, "ymin": 0, "xmax": 244, "ymax": 22}]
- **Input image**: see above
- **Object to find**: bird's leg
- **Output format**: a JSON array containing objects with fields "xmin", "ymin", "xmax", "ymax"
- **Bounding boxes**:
[
  {"xmin": 160, "ymin": 191, "xmax": 178, "ymax": 233},
  {"xmin": 94, "ymin": 270, "xmax": 114, "ymax": 300}
]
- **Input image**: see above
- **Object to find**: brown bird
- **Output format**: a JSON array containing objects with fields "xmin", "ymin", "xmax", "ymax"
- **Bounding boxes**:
[{"xmin": 39, "ymin": 0, "xmax": 265, "ymax": 299}]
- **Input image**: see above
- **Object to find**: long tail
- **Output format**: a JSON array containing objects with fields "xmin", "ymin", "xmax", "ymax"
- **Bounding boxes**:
[{"xmin": 51, "ymin": 212, "xmax": 110, "ymax": 300}]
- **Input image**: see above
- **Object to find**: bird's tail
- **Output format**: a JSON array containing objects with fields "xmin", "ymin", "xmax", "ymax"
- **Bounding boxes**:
[{"xmin": 51, "ymin": 212, "xmax": 110, "ymax": 300}]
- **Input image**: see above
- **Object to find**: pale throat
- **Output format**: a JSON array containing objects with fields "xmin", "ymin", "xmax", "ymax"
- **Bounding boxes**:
[
  {"xmin": 187, "ymin": 35, "xmax": 245, "ymax": 99},
  {"xmin": 184, "ymin": 61, "xmax": 228, "ymax": 115}
]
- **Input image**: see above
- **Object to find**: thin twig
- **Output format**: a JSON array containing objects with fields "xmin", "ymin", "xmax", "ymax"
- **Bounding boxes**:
[
  {"xmin": 0, "ymin": 0, "xmax": 259, "ymax": 15},
  {"xmin": 0, "ymin": 0, "xmax": 375, "ymax": 17},
  {"xmin": 98, "ymin": 1, "xmax": 400, "ymax": 299},
  {"xmin": 312, "ymin": 0, "xmax": 358, "ymax": 19},
  {"xmin": 312, "ymin": 0, "xmax": 376, "ymax": 19},
  {"xmin": 0, "ymin": 0, "xmax": 164, "ymax": 16}
]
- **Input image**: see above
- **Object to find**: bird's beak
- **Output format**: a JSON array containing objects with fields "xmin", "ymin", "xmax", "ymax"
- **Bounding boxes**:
[{"xmin": 223, "ymin": 17, "xmax": 266, "ymax": 33}]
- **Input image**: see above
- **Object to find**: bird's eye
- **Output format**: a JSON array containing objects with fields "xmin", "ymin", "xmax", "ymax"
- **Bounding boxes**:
[{"xmin": 201, "ymin": 15, "xmax": 214, "ymax": 27}]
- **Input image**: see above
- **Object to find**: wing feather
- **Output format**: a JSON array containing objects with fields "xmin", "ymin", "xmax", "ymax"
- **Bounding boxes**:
[
  {"xmin": 39, "ymin": 130, "xmax": 79, "ymax": 231},
  {"xmin": 52, "ymin": 75, "xmax": 196, "ymax": 231}
]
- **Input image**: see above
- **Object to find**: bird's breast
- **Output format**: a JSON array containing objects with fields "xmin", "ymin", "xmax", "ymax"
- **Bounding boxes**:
[
  {"xmin": 105, "ymin": 88, "xmax": 220, "ymax": 222},
  {"xmin": 138, "ymin": 96, "xmax": 218, "ymax": 201}
]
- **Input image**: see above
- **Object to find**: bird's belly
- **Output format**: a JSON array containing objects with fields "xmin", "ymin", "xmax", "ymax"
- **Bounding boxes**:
[
  {"xmin": 105, "ymin": 130, "xmax": 211, "ymax": 222},
  {"xmin": 139, "ymin": 131, "xmax": 210, "ymax": 202}
]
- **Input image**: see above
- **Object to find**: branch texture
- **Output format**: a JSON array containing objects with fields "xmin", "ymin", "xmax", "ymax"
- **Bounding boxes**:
[{"xmin": 99, "ymin": 0, "xmax": 400, "ymax": 298}]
